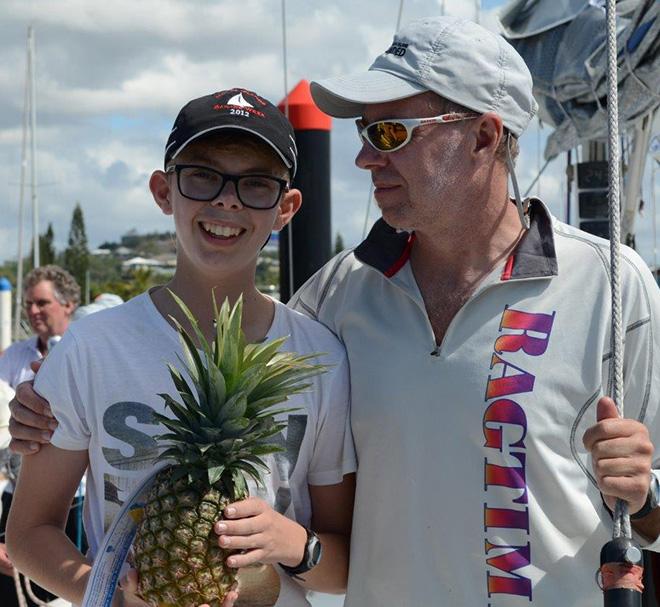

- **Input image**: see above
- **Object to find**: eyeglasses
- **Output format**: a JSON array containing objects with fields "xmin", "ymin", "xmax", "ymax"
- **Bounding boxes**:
[
  {"xmin": 24, "ymin": 298, "xmax": 54, "ymax": 310},
  {"xmin": 356, "ymin": 112, "xmax": 479, "ymax": 153},
  {"xmin": 166, "ymin": 164, "xmax": 289, "ymax": 210}
]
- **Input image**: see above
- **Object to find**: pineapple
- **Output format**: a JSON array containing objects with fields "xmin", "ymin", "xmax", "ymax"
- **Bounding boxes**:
[{"xmin": 132, "ymin": 293, "xmax": 324, "ymax": 607}]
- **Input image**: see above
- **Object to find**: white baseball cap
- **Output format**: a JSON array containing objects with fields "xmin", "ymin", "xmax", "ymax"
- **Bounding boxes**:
[{"xmin": 311, "ymin": 16, "xmax": 537, "ymax": 137}]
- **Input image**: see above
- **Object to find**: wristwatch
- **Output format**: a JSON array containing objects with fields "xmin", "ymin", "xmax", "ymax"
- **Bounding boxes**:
[
  {"xmin": 630, "ymin": 470, "xmax": 660, "ymax": 520},
  {"xmin": 279, "ymin": 527, "xmax": 322, "ymax": 579}
]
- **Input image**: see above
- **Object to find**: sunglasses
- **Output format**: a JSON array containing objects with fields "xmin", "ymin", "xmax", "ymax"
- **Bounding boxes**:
[{"xmin": 356, "ymin": 112, "xmax": 479, "ymax": 152}]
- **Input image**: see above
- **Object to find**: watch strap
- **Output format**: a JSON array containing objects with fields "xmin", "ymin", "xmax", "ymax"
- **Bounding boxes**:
[
  {"xmin": 630, "ymin": 471, "xmax": 660, "ymax": 520},
  {"xmin": 279, "ymin": 527, "xmax": 322, "ymax": 578}
]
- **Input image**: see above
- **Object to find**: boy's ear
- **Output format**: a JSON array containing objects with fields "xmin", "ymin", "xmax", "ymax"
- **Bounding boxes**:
[
  {"xmin": 273, "ymin": 187, "xmax": 302, "ymax": 231},
  {"xmin": 150, "ymin": 170, "xmax": 173, "ymax": 215}
]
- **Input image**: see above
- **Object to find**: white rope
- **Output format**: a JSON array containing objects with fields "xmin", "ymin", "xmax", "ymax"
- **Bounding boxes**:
[
  {"xmin": 604, "ymin": 0, "xmax": 630, "ymax": 540},
  {"xmin": 395, "ymin": 0, "xmax": 404, "ymax": 30},
  {"xmin": 13, "ymin": 568, "xmax": 28, "ymax": 607},
  {"xmin": 361, "ymin": 0, "xmax": 405, "ymax": 239}
]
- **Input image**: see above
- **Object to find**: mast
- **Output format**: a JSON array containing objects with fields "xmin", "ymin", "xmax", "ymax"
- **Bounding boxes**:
[
  {"xmin": 28, "ymin": 25, "xmax": 39, "ymax": 269},
  {"xmin": 13, "ymin": 27, "xmax": 32, "ymax": 340}
]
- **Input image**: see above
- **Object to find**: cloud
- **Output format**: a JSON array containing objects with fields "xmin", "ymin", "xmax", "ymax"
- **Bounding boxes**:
[{"xmin": 0, "ymin": 0, "xmax": 656, "ymax": 271}]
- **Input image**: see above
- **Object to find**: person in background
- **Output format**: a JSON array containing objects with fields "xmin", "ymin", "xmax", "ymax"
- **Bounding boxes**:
[
  {"xmin": 72, "ymin": 292, "xmax": 124, "ymax": 321},
  {"xmin": 0, "ymin": 264, "xmax": 81, "ymax": 607},
  {"xmin": 0, "ymin": 265, "xmax": 80, "ymax": 388}
]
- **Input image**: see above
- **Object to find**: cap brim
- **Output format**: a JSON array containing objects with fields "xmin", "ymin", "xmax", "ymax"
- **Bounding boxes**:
[
  {"xmin": 170, "ymin": 125, "xmax": 295, "ymax": 176},
  {"xmin": 311, "ymin": 69, "xmax": 428, "ymax": 118}
]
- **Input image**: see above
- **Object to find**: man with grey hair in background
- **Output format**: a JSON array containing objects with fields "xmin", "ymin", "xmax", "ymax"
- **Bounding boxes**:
[{"xmin": 0, "ymin": 264, "xmax": 81, "ymax": 607}]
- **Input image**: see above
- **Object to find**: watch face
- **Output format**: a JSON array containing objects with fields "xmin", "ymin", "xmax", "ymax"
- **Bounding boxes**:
[
  {"xmin": 310, "ymin": 535, "xmax": 323, "ymax": 566},
  {"xmin": 651, "ymin": 472, "xmax": 660, "ymax": 508}
]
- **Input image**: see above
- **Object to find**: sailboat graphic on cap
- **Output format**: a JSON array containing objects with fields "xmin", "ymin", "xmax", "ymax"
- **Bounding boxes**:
[{"xmin": 227, "ymin": 92, "xmax": 254, "ymax": 108}]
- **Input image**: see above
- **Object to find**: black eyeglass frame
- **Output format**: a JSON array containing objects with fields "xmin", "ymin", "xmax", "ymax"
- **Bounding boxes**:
[{"xmin": 166, "ymin": 164, "xmax": 290, "ymax": 210}]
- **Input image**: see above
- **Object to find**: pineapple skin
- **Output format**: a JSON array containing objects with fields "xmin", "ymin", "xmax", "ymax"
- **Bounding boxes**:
[{"xmin": 133, "ymin": 467, "xmax": 245, "ymax": 607}]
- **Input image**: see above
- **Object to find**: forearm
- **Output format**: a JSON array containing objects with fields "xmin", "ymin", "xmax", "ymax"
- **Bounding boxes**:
[
  {"xmin": 7, "ymin": 522, "xmax": 90, "ymax": 603},
  {"xmin": 293, "ymin": 531, "xmax": 349, "ymax": 594}
]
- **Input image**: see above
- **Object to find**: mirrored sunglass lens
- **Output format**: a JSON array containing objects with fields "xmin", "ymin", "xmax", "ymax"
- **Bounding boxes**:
[
  {"xmin": 179, "ymin": 167, "xmax": 222, "ymax": 199},
  {"xmin": 238, "ymin": 176, "xmax": 280, "ymax": 208},
  {"xmin": 367, "ymin": 121, "xmax": 408, "ymax": 150}
]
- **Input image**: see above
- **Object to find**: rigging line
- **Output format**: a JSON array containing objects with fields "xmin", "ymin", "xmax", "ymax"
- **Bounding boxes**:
[
  {"xmin": 536, "ymin": 117, "xmax": 542, "ymax": 197},
  {"xmin": 14, "ymin": 27, "xmax": 31, "ymax": 341},
  {"xmin": 281, "ymin": 0, "xmax": 294, "ymax": 299},
  {"xmin": 523, "ymin": 158, "xmax": 551, "ymax": 199},
  {"xmin": 362, "ymin": 184, "xmax": 374, "ymax": 240},
  {"xmin": 28, "ymin": 25, "xmax": 39, "ymax": 269},
  {"xmin": 362, "ymin": 0, "xmax": 405, "ymax": 240},
  {"xmin": 652, "ymin": 144, "xmax": 657, "ymax": 273},
  {"xmin": 396, "ymin": 0, "xmax": 405, "ymax": 30}
]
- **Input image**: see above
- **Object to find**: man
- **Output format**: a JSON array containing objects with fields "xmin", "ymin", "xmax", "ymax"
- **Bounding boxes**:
[
  {"xmin": 290, "ymin": 16, "xmax": 658, "ymax": 606},
  {"xmin": 0, "ymin": 264, "xmax": 80, "ymax": 607},
  {"xmin": 8, "ymin": 16, "xmax": 660, "ymax": 607},
  {"xmin": 0, "ymin": 265, "xmax": 80, "ymax": 389}
]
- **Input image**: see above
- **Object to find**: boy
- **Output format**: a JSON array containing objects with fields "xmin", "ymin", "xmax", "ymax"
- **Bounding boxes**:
[{"xmin": 6, "ymin": 89, "xmax": 356, "ymax": 607}]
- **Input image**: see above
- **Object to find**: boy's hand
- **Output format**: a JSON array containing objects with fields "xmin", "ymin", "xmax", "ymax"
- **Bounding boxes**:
[
  {"xmin": 115, "ymin": 567, "xmax": 239, "ymax": 607},
  {"xmin": 8, "ymin": 362, "xmax": 58, "ymax": 455},
  {"xmin": 0, "ymin": 542, "xmax": 15, "ymax": 577},
  {"xmin": 215, "ymin": 497, "xmax": 307, "ymax": 568},
  {"xmin": 583, "ymin": 396, "xmax": 654, "ymax": 515}
]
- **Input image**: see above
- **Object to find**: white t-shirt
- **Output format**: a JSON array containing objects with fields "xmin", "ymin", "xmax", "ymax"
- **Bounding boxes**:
[
  {"xmin": 35, "ymin": 292, "xmax": 356, "ymax": 607},
  {"xmin": 0, "ymin": 336, "xmax": 41, "ymax": 389},
  {"xmin": 0, "ymin": 336, "xmax": 42, "ymax": 494},
  {"xmin": 291, "ymin": 200, "xmax": 660, "ymax": 607}
]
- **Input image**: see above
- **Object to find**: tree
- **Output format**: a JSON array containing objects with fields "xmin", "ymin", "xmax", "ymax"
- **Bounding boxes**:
[
  {"xmin": 40, "ymin": 223, "xmax": 56, "ymax": 266},
  {"xmin": 334, "ymin": 232, "xmax": 345, "ymax": 255},
  {"xmin": 63, "ymin": 203, "xmax": 89, "ymax": 292},
  {"xmin": 27, "ymin": 223, "xmax": 56, "ymax": 267}
]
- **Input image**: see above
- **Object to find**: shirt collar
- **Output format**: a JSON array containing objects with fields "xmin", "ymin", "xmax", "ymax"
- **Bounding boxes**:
[{"xmin": 354, "ymin": 198, "xmax": 558, "ymax": 281}]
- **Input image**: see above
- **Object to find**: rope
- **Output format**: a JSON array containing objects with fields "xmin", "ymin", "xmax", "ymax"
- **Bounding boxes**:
[
  {"xmin": 523, "ymin": 158, "xmax": 551, "ymax": 198},
  {"xmin": 12, "ymin": 567, "xmax": 50, "ymax": 607},
  {"xmin": 361, "ymin": 0, "xmax": 405, "ymax": 239},
  {"xmin": 604, "ymin": 0, "xmax": 630, "ymax": 542},
  {"xmin": 13, "ymin": 568, "xmax": 27, "ymax": 607},
  {"xmin": 395, "ymin": 0, "xmax": 404, "ymax": 30}
]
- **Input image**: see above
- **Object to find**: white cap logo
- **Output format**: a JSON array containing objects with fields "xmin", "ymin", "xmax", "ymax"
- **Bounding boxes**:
[{"xmin": 227, "ymin": 92, "xmax": 254, "ymax": 108}]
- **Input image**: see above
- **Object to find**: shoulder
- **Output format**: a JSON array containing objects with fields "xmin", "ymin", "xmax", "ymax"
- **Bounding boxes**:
[
  {"xmin": 552, "ymin": 219, "xmax": 652, "ymax": 282},
  {"xmin": 68, "ymin": 292, "xmax": 152, "ymax": 340},
  {"xmin": 1, "ymin": 337, "xmax": 37, "ymax": 359},
  {"xmin": 551, "ymin": 217, "xmax": 658, "ymax": 316},
  {"xmin": 552, "ymin": 219, "xmax": 612, "ymax": 272},
  {"xmin": 289, "ymin": 249, "xmax": 367, "ymax": 319},
  {"xmin": 274, "ymin": 301, "xmax": 347, "ymax": 364}
]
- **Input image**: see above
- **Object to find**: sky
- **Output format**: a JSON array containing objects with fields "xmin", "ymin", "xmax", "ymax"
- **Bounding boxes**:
[{"xmin": 0, "ymin": 0, "xmax": 657, "ymax": 272}]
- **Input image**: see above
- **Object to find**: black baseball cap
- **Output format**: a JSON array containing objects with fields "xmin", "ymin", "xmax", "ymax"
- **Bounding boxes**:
[{"xmin": 164, "ymin": 88, "xmax": 298, "ymax": 177}]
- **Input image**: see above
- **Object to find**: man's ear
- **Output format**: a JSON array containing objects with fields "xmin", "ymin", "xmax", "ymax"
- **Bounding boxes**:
[
  {"xmin": 64, "ymin": 300, "xmax": 76, "ymax": 317},
  {"xmin": 472, "ymin": 112, "xmax": 503, "ymax": 159},
  {"xmin": 150, "ymin": 170, "xmax": 173, "ymax": 215},
  {"xmin": 273, "ymin": 188, "xmax": 302, "ymax": 231}
]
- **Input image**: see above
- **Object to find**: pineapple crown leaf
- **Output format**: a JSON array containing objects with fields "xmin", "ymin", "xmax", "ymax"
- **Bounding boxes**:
[
  {"xmin": 208, "ymin": 464, "xmax": 225, "ymax": 486},
  {"xmin": 158, "ymin": 392, "xmax": 201, "ymax": 430},
  {"xmin": 154, "ymin": 292, "xmax": 331, "ymax": 487}
]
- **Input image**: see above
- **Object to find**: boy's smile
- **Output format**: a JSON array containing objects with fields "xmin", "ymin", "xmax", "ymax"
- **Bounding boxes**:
[{"xmin": 199, "ymin": 219, "xmax": 246, "ymax": 244}]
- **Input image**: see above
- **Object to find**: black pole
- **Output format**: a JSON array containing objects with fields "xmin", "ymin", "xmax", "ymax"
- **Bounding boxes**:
[
  {"xmin": 600, "ymin": 536, "xmax": 644, "ymax": 607},
  {"xmin": 278, "ymin": 80, "xmax": 332, "ymax": 302}
]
